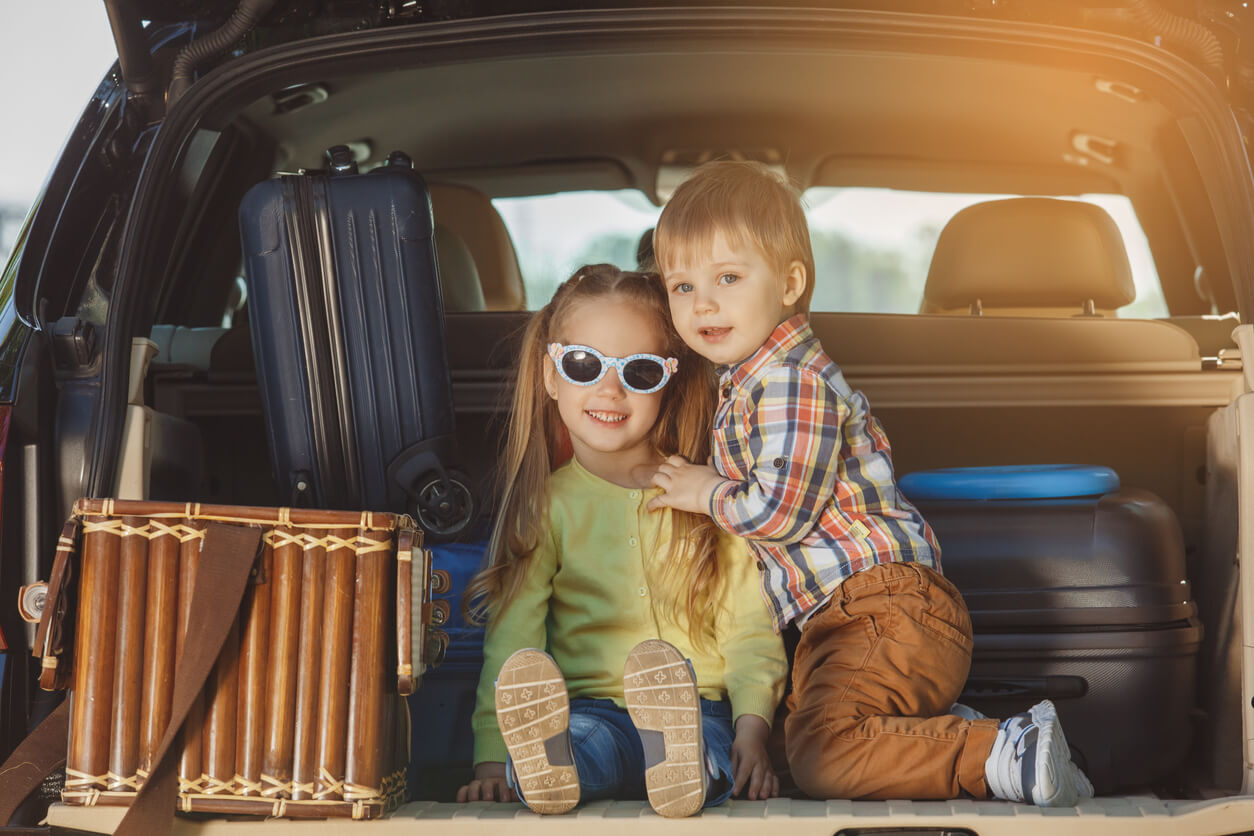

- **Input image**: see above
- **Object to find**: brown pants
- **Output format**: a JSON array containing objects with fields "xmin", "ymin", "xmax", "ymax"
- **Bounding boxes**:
[{"xmin": 784, "ymin": 562, "xmax": 1001, "ymax": 800}]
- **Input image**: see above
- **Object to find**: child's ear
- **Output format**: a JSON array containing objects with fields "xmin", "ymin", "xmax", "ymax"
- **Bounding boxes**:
[
  {"xmin": 782, "ymin": 260, "xmax": 807, "ymax": 308},
  {"xmin": 542, "ymin": 357, "xmax": 559, "ymax": 399}
]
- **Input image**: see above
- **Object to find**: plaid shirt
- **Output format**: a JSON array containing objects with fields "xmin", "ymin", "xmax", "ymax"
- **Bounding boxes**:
[{"xmin": 709, "ymin": 314, "xmax": 940, "ymax": 629}]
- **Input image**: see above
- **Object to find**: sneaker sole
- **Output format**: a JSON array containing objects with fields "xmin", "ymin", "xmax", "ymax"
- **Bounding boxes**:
[
  {"xmin": 495, "ymin": 649, "xmax": 579, "ymax": 814},
  {"xmin": 1028, "ymin": 699, "xmax": 1079, "ymax": 807},
  {"xmin": 622, "ymin": 639, "xmax": 705, "ymax": 818}
]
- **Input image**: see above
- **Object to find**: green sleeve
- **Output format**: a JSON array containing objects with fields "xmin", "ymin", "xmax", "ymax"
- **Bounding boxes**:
[
  {"xmin": 470, "ymin": 526, "xmax": 559, "ymax": 767},
  {"xmin": 715, "ymin": 534, "xmax": 788, "ymax": 727}
]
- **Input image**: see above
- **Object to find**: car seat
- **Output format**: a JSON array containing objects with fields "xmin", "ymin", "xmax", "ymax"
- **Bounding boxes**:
[
  {"xmin": 429, "ymin": 182, "xmax": 527, "ymax": 310},
  {"xmin": 920, "ymin": 197, "xmax": 1135, "ymax": 317}
]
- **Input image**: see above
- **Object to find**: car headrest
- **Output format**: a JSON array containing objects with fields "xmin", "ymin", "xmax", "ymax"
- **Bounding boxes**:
[
  {"xmin": 921, "ymin": 198, "xmax": 1135, "ymax": 316},
  {"xmin": 434, "ymin": 225, "xmax": 487, "ymax": 312},
  {"xmin": 429, "ymin": 183, "xmax": 526, "ymax": 310}
]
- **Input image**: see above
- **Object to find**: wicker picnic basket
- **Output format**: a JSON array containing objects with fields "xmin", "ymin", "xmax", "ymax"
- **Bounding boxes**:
[{"xmin": 31, "ymin": 498, "xmax": 445, "ymax": 821}]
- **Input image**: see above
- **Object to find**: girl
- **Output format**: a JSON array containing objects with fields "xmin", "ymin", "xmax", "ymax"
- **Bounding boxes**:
[{"xmin": 455, "ymin": 264, "xmax": 787, "ymax": 817}]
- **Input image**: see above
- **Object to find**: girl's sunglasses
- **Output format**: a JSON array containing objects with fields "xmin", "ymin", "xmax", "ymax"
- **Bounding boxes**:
[{"xmin": 547, "ymin": 343, "xmax": 679, "ymax": 394}]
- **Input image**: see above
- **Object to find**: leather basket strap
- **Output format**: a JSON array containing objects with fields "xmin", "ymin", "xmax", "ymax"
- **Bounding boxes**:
[
  {"xmin": 0, "ymin": 699, "xmax": 69, "ymax": 824},
  {"xmin": 114, "ymin": 522, "xmax": 262, "ymax": 836}
]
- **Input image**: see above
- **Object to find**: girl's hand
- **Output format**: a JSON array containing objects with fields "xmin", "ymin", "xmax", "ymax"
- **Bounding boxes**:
[
  {"xmin": 648, "ymin": 455, "xmax": 726, "ymax": 515},
  {"xmin": 729, "ymin": 714, "xmax": 778, "ymax": 800},
  {"xmin": 456, "ymin": 762, "xmax": 518, "ymax": 803}
]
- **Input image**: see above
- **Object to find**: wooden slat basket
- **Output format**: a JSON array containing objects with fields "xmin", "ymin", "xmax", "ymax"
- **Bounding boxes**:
[{"xmin": 32, "ymin": 499, "xmax": 437, "ymax": 820}]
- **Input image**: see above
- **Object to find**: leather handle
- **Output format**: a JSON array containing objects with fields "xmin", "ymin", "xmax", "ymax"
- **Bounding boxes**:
[
  {"xmin": 32, "ymin": 518, "xmax": 82, "ymax": 691},
  {"xmin": 396, "ymin": 527, "xmax": 416, "ymax": 696}
]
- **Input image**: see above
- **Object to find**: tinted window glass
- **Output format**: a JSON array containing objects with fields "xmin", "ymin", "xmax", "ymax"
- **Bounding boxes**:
[
  {"xmin": 495, "ymin": 188, "xmax": 1167, "ymax": 318},
  {"xmin": 494, "ymin": 191, "xmax": 659, "ymax": 307},
  {"xmin": 804, "ymin": 188, "xmax": 1166, "ymax": 318}
]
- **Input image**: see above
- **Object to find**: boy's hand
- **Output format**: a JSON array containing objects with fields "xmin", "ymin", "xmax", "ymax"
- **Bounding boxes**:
[
  {"xmin": 456, "ymin": 761, "xmax": 517, "ymax": 803},
  {"xmin": 648, "ymin": 455, "xmax": 726, "ymax": 516},
  {"xmin": 730, "ymin": 714, "xmax": 778, "ymax": 800}
]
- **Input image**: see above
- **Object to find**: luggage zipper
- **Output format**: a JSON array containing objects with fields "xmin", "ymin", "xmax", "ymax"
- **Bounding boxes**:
[
  {"xmin": 282, "ymin": 175, "xmax": 361, "ymax": 507},
  {"xmin": 307, "ymin": 175, "xmax": 363, "ymax": 504}
]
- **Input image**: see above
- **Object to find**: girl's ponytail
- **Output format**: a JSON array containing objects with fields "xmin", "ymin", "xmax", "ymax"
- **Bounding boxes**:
[{"xmin": 464, "ymin": 301, "xmax": 560, "ymax": 623}]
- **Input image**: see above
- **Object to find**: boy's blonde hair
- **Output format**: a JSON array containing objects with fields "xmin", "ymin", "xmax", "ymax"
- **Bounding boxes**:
[
  {"xmin": 465, "ymin": 264, "xmax": 725, "ymax": 650},
  {"xmin": 654, "ymin": 160, "xmax": 816, "ymax": 314}
]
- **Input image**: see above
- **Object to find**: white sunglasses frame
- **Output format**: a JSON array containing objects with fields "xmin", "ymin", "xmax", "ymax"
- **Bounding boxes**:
[{"xmin": 547, "ymin": 342, "xmax": 679, "ymax": 394}]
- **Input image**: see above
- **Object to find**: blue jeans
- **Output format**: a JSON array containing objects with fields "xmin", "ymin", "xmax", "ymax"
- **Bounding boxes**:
[{"xmin": 507, "ymin": 697, "xmax": 735, "ymax": 809}]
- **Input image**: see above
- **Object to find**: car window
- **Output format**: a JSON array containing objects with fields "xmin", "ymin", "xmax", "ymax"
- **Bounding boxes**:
[
  {"xmin": 495, "ymin": 188, "xmax": 1168, "ymax": 318},
  {"xmin": 493, "ymin": 191, "xmax": 661, "ymax": 307},
  {"xmin": 804, "ymin": 188, "xmax": 1167, "ymax": 318}
]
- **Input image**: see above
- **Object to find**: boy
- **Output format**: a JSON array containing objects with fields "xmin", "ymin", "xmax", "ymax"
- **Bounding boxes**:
[{"xmin": 648, "ymin": 161, "xmax": 1092, "ymax": 806}]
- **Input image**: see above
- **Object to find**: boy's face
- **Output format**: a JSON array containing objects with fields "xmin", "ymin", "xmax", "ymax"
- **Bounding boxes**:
[{"xmin": 663, "ymin": 229, "xmax": 807, "ymax": 366}]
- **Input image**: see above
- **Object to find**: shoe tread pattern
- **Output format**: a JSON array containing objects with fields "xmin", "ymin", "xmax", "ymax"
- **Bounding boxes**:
[
  {"xmin": 495, "ymin": 649, "xmax": 579, "ymax": 814},
  {"xmin": 622, "ymin": 639, "xmax": 705, "ymax": 818}
]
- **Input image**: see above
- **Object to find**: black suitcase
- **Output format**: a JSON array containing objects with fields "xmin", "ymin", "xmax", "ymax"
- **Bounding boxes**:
[
  {"xmin": 238, "ymin": 146, "xmax": 474, "ymax": 537},
  {"xmin": 910, "ymin": 483, "xmax": 1201, "ymax": 794}
]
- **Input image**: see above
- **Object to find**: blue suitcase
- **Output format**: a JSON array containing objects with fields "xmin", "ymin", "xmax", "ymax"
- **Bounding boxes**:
[
  {"xmin": 238, "ymin": 147, "xmax": 473, "ymax": 537},
  {"xmin": 408, "ymin": 541, "xmax": 488, "ymax": 797}
]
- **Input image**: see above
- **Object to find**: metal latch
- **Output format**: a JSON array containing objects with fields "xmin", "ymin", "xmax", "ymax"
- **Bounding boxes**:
[{"xmin": 18, "ymin": 581, "xmax": 48, "ymax": 623}]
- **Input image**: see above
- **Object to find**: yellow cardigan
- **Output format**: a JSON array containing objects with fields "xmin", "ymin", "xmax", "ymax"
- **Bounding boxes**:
[{"xmin": 472, "ymin": 457, "xmax": 787, "ymax": 766}]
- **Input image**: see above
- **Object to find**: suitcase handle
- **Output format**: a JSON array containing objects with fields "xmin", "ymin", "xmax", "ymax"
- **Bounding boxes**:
[
  {"xmin": 325, "ymin": 145, "xmax": 358, "ymax": 175},
  {"xmin": 961, "ymin": 675, "xmax": 1088, "ymax": 701}
]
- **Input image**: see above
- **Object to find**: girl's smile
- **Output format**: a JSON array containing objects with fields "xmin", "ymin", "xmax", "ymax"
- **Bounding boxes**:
[{"xmin": 586, "ymin": 409, "xmax": 628, "ymax": 424}]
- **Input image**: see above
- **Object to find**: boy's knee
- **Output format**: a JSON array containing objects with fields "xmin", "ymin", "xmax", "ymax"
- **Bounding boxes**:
[
  {"xmin": 786, "ymin": 733, "xmax": 857, "ymax": 799},
  {"xmin": 784, "ymin": 707, "xmax": 869, "ymax": 798}
]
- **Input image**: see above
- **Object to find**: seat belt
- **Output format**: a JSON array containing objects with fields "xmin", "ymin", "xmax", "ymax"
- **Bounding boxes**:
[{"xmin": 0, "ymin": 522, "xmax": 263, "ymax": 832}]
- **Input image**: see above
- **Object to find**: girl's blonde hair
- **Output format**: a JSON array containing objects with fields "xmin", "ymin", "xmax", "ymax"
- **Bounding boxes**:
[{"xmin": 465, "ymin": 263, "xmax": 723, "ymax": 648}]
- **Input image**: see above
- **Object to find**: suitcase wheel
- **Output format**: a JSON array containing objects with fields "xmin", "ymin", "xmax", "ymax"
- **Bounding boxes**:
[{"xmin": 414, "ymin": 470, "xmax": 476, "ymax": 542}]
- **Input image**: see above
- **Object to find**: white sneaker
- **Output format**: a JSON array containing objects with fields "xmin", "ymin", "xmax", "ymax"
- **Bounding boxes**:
[{"xmin": 984, "ymin": 700, "xmax": 1094, "ymax": 806}]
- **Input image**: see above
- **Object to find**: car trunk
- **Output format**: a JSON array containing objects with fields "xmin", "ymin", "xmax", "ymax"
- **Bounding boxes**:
[
  {"xmin": 15, "ymin": 5, "xmax": 1254, "ymax": 833},
  {"xmin": 42, "ymin": 312, "xmax": 1254, "ymax": 832}
]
